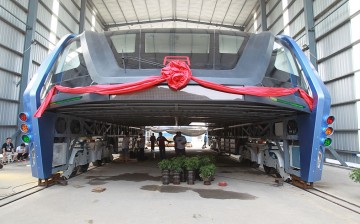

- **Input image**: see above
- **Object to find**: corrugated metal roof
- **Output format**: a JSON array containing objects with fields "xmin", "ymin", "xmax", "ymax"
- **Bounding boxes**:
[{"xmin": 88, "ymin": 0, "xmax": 258, "ymax": 31}]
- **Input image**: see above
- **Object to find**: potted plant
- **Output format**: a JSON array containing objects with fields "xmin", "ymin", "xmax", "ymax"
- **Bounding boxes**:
[
  {"xmin": 171, "ymin": 157, "xmax": 184, "ymax": 185},
  {"xmin": 177, "ymin": 155, "xmax": 187, "ymax": 182},
  {"xmin": 198, "ymin": 155, "xmax": 213, "ymax": 167},
  {"xmin": 197, "ymin": 155, "xmax": 216, "ymax": 179},
  {"xmin": 158, "ymin": 159, "xmax": 172, "ymax": 185},
  {"xmin": 199, "ymin": 164, "xmax": 216, "ymax": 185},
  {"xmin": 184, "ymin": 157, "xmax": 200, "ymax": 185},
  {"xmin": 349, "ymin": 168, "xmax": 360, "ymax": 183}
]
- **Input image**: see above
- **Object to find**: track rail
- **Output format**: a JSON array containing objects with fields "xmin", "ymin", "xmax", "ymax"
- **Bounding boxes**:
[
  {"xmin": 0, "ymin": 164, "xmax": 100, "ymax": 207},
  {"xmin": 304, "ymin": 187, "xmax": 360, "ymax": 215},
  {"xmin": 0, "ymin": 185, "xmax": 45, "ymax": 207}
]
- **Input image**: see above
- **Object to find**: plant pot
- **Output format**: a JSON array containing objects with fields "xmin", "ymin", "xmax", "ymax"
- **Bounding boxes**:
[
  {"xmin": 162, "ymin": 169, "xmax": 170, "ymax": 185},
  {"xmin": 172, "ymin": 171, "xmax": 180, "ymax": 185},
  {"xmin": 203, "ymin": 177, "xmax": 211, "ymax": 185},
  {"xmin": 195, "ymin": 169, "xmax": 201, "ymax": 181},
  {"xmin": 180, "ymin": 171, "xmax": 186, "ymax": 182},
  {"xmin": 187, "ymin": 170, "xmax": 195, "ymax": 185}
]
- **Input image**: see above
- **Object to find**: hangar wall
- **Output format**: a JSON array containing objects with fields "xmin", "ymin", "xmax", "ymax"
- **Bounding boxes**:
[
  {"xmin": 0, "ymin": 0, "xmax": 359, "ymax": 164},
  {"xmin": 0, "ymin": 0, "xmax": 103, "ymax": 143},
  {"xmin": 246, "ymin": 0, "xmax": 360, "ymax": 163}
]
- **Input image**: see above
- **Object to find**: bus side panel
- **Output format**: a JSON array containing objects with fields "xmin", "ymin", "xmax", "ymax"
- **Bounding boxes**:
[
  {"xmin": 278, "ymin": 35, "xmax": 331, "ymax": 183},
  {"xmin": 23, "ymin": 34, "xmax": 75, "ymax": 179}
]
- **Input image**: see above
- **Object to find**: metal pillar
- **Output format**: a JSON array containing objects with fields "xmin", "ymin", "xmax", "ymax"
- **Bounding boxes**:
[
  {"xmin": 79, "ymin": 0, "xmax": 87, "ymax": 33},
  {"xmin": 259, "ymin": 0, "xmax": 267, "ymax": 31},
  {"xmin": 17, "ymin": 0, "xmax": 38, "ymax": 145},
  {"xmin": 303, "ymin": 0, "xmax": 317, "ymax": 70}
]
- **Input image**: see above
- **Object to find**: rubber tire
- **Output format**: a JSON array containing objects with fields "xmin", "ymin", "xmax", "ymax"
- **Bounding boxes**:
[
  {"xmin": 251, "ymin": 162, "xmax": 260, "ymax": 168},
  {"xmin": 263, "ymin": 165, "xmax": 271, "ymax": 174},
  {"xmin": 69, "ymin": 166, "xmax": 79, "ymax": 178},
  {"xmin": 274, "ymin": 170, "xmax": 282, "ymax": 178},
  {"xmin": 94, "ymin": 160, "xmax": 102, "ymax": 166},
  {"xmin": 239, "ymin": 156, "xmax": 244, "ymax": 163},
  {"xmin": 80, "ymin": 163, "xmax": 89, "ymax": 173}
]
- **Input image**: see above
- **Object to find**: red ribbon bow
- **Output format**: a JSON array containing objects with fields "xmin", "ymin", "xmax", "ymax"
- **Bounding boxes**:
[
  {"xmin": 161, "ymin": 60, "xmax": 192, "ymax": 90},
  {"xmin": 34, "ymin": 60, "xmax": 313, "ymax": 118}
]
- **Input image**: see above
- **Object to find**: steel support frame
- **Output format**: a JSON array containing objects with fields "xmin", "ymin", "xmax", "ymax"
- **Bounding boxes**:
[
  {"xmin": 303, "ymin": 0, "xmax": 317, "ymax": 69},
  {"xmin": 105, "ymin": 18, "xmax": 245, "ymax": 31},
  {"xmin": 208, "ymin": 117, "xmax": 301, "ymax": 178},
  {"xmin": 50, "ymin": 113, "xmax": 132, "ymax": 177},
  {"xmin": 259, "ymin": 0, "xmax": 267, "ymax": 31},
  {"xmin": 325, "ymin": 147, "xmax": 348, "ymax": 167},
  {"xmin": 79, "ymin": 0, "xmax": 86, "ymax": 33},
  {"xmin": 17, "ymin": 0, "xmax": 38, "ymax": 146}
]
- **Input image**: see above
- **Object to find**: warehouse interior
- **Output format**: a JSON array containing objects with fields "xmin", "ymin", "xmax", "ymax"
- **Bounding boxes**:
[
  {"xmin": 1, "ymin": 1, "xmax": 360, "ymax": 223},
  {"xmin": 1, "ymin": 0, "xmax": 359, "ymax": 164}
]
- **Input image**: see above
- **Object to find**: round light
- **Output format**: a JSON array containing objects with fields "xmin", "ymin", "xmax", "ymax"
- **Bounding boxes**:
[
  {"xmin": 326, "ymin": 116, "xmax": 335, "ymax": 125},
  {"xmin": 20, "ymin": 124, "xmax": 29, "ymax": 133},
  {"xmin": 323, "ymin": 138, "xmax": 332, "ymax": 146},
  {"xmin": 22, "ymin": 135, "xmax": 31, "ymax": 143},
  {"xmin": 19, "ymin": 112, "xmax": 28, "ymax": 122},
  {"xmin": 325, "ymin": 127, "xmax": 334, "ymax": 136}
]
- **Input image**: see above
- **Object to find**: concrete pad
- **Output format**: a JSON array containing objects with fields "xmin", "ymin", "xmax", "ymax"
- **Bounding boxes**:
[
  {"xmin": 0, "ymin": 160, "xmax": 37, "ymax": 198},
  {"xmin": 0, "ymin": 151, "xmax": 359, "ymax": 224},
  {"xmin": 314, "ymin": 164, "xmax": 360, "ymax": 205}
]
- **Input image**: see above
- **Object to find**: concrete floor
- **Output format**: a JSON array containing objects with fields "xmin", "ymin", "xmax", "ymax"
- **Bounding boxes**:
[{"xmin": 0, "ymin": 149, "xmax": 359, "ymax": 224}]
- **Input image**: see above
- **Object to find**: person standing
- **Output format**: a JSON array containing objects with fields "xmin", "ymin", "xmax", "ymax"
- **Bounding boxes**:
[
  {"xmin": 174, "ymin": 132, "xmax": 187, "ymax": 156},
  {"xmin": 137, "ymin": 133, "xmax": 145, "ymax": 161},
  {"xmin": 122, "ymin": 132, "xmax": 130, "ymax": 162},
  {"xmin": 173, "ymin": 132, "xmax": 179, "ymax": 155},
  {"xmin": 2, "ymin": 137, "xmax": 15, "ymax": 164},
  {"xmin": 157, "ymin": 132, "xmax": 168, "ymax": 160},
  {"xmin": 202, "ymin": 134, "xmax": 208, "ymax": 149},
  {"xmin": 150, "ymin": 133, "xmax": 156, "ymax": 158}
]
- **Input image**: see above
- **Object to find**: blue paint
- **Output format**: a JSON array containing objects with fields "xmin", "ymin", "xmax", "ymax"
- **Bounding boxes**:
[
  {"xmin": 278, "ymin": 35, "xmax": 331, "ymax": 182},
  {"xmin": 23, "ymin": 34, "xmax": 76, "ymax": 179}
]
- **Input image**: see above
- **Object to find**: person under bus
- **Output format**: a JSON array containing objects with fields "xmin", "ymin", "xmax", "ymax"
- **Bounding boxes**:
[{"xmin": 156, "ymin": 132, "xmax": 169, "ymax": 160}]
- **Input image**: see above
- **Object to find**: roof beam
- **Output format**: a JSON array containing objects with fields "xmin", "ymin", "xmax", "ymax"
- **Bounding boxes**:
[
  {"xmin": 233, "ymin": 0, "xmax": 248, "ymax": 26},
  {"xmin": 210, "ymin": 0, "xmax": 219, "ymax": 23},
  {"xmin": 144, "ymin": 0, "xmax": 150, "ymax": 21},
  {"xmin": 104, "ymin": 18, "xmax": 245, "ymax": 30},
  {"xmin": 130, "ymin": 0, "xmax": 139, "ymax": 22},
  {"xmin": 87, "ymin": 0, "xmax": 107, "ymax": 28},
  {"xmin": 157, "ymin": 0, "xmax": 162, "ymax": 20},
  {"xmin": 102, "ymin": 0, "xmax": 116, "ymax": 25},
  {"xmin": 198, "ymin": 0, "xmax": 204, "ymax": 22},
  {"xmin": 172, "ymin": 0, "xmax": 176, "ymax": 20},
  {"xmin": 243, "ymin": 0, "xmax": 259, "ymax": 31},
  {"xmin": 186, "ymin": 0, "xmax": 190, "ymax": 20},
  {"xmin": 221, "ymin": 0, "xmax": 233, "ymax": 25},
  {"xmin": 116, "ymin": 0, "xmax": 127, "ymax": 24}
]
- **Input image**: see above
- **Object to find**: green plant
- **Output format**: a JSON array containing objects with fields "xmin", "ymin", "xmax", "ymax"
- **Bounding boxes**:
[
  {"xmin": 198, "ymin": 155, "xmax": 215, "ymax": 167},
  {"xmin": 349, "ymin": 168, "xmax": 360, "ymax": 183},
  {"xmin": 199, "ymin": 164, "xmax": 216, "ymax": 179},
  {"xmin": 158, "ymin": 159, "xmax": 172, "ymax": 170},
  {"xmin": 184, "ymin": 157, "xmax": 200, "ymax": 171},
  {"xmin": 171, "ymin": 157, "xmax": 184, "ymax": 172}
]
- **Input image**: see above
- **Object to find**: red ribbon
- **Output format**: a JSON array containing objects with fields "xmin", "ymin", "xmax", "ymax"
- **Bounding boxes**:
[{"xmin": 34, "ymin": 60, "xmax": 313, "ymax": 118}]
